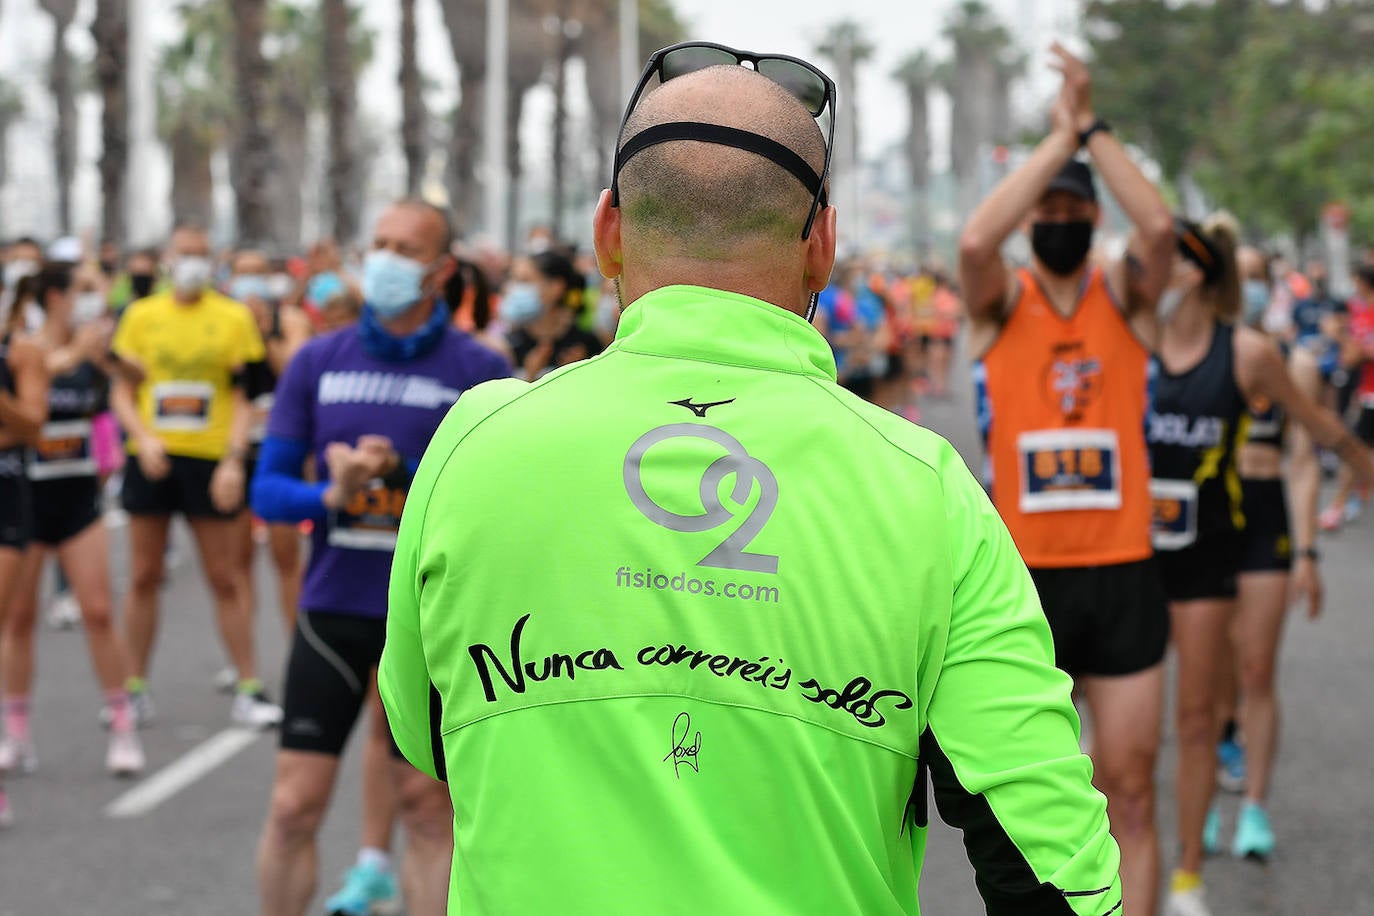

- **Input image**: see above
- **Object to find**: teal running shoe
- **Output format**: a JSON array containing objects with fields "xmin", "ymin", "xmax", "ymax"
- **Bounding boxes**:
[
  {"xmin": 1203, "ymin": 803, "xmax": 1222, "ymax": 855},
  {"xmin": 1232, "ymin": 803, "xmax": 1275, "ymax": 861},
  {"xmin": 324, "ymin": 861, "xmax": 400, "ymax": 916},
  {"xmin": 1216, "ymin": 737, "xmax": 1246, "ymax": 793}
]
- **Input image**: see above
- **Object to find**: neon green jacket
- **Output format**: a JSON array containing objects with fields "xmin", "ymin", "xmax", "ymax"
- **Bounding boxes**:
[{"xmin": 381, "ymin": 286, "xmax": 1122, "ymax": 915}]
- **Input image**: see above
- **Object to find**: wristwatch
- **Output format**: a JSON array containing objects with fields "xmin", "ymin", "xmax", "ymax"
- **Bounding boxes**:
[
  {"xmin": 1078, "ymin": 118, "xmax": 1112, "ymax": 149},
  {"xmin": 1297, "ymin": 546, "xmax": 1320, "ymax": 561}
]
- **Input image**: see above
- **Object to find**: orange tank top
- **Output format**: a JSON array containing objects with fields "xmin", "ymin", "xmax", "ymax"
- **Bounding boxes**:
[{"xmin": 975, "ymin": 267, "xmax": 1153, "ymax": 568}]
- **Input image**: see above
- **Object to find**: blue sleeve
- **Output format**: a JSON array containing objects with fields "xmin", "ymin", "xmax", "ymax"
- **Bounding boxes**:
[{"xmin": 251, "ymin": 436, "xmax": 328, "ymax": 523}]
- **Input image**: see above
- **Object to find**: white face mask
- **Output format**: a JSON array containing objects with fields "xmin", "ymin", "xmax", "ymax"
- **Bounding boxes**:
[
  {"xmin": 73, "ymin": 291, "xmax": 107, "ymax": 325},
  {"xmin": 1157, "ymin": 286, "xmax": 1188, "ymax": 324},
  {"xmin": 172, "ymin": 256, "xmax": 213, "ymax": 295},
  {"xmin": 4, "ymin": 258, "xmax": 38, "ymax": 286}
]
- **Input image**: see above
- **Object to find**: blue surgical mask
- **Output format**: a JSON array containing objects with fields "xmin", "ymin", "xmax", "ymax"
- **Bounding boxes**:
[
  {"xmin": 230, "ymin": 274, "xmax": 272, "ymax": 303},
  {"xmin": 307, "ymin": 270, "xmax": 346, "ymax": 306},
  {"xmin": 1243, "ymin": 279, "xmax": 1269, "ymax": 326},
  {"xmin": 363, "ymin": 251, "xmax": 429, "ymax": 318},
  {"xmin": 501, "ymin": 282, "xmax": 543, "ymax": 325}
]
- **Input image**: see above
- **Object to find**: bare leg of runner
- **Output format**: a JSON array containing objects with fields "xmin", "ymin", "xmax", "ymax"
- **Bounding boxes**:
[
  {"xmin": 60, "ymin": 522, "xmax": 137, "ymax": 695},
  {"xmin": 362, "ymin": 680, "xmax": 399, "ymax": 854},
  {"xmin": 392, "ymin": 761, "xmax": 454, "ymax": 916},
  {"xmin": 268, "ymin": 523, "xmax": 302, "ymax": 635},
  {"xmin": 187, "ymin": 517, "xmax": 257, "ymax": 683},
  {"xmin": 1233, "ymin": 571, "xmax": 1289, "ymax": 803},
  {"xmin": 258, "ymin": 751, "xmax": 343, "ymax": 916},
  {"xmin": 1170, "ymin": 598, "xmax": 1234, "ymax": 874},
  {"xmin": 1082, "ymin": 665, "xmax": 1163, "ymax": 916},
  {"xmin": 123, "ymin": 515, "xmax": 171, "ymax": 679}
]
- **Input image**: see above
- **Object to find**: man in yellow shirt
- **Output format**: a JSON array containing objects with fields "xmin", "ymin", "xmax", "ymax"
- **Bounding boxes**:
[{"xmin": 110, "ymin": 224, "xmax": 282, "ymax": 728}]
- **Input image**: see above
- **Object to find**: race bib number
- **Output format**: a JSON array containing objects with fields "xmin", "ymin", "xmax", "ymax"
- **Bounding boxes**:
[
  {"xmin": 327, "ymin": 479, "xmax": 408, "ymax": 551},
  {"xmin": 1151, "ymin": 479, "xmax": 1199, "ymax": 551},
  {"xmin": 152, "ymin": 381, "xmax": 213, "ymax": 432},
  {"xmin": 28, "ymin": 419, "xmax": 96, "ymax": 481},
  {"xmin": 1017, "ymin": 429, "xmax": 1122, "ymax": 513}
]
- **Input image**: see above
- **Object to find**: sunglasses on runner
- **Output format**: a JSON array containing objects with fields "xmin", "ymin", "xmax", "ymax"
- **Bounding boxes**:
[{"xmin": 610, "ymin": 41, "xmax": 837, "ymax": 242}]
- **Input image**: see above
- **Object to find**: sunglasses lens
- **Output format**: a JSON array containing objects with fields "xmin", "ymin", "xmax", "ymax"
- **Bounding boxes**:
[
  {"xmin": 661, "ymin": 46, "xmax": 739, "ymax": 82},
  {"xmin": 757, "ymin": 59, "xmax": 827, "ymax": 116}
]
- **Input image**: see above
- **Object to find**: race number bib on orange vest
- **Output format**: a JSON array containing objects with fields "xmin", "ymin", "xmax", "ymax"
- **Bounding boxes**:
[{"xmin": 1017, "ymin": 429, "xmax": 1122, "ymax": 514}]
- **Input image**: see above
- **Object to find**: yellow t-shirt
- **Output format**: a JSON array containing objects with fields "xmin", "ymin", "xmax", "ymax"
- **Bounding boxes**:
[{"xmin": 112, "ymin": 289, "xmax": 266, "ymax": 461}]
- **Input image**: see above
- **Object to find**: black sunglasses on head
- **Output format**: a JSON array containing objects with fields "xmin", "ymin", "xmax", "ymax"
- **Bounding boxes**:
[{"xmin": 610, "ymin": 41, "xmax": 837, "ymax": 242}]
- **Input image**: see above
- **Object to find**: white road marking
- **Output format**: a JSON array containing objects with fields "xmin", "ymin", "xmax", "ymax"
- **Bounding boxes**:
[{"xmin": 105, "ymin": 727, "xmax": 265, "ymax": 819}]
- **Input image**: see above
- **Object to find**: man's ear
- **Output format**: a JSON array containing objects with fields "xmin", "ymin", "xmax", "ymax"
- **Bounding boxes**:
[
  {"xmin": 430, "ymin": 253, "xmax": 458, "ymax": 295},
  {"xmin": 804, "ymin": 205, "xmax": 838, "ymax": 294},
  {"xmin": 593, "ymin": 190, "xmax": 623, "ymax": 281}
]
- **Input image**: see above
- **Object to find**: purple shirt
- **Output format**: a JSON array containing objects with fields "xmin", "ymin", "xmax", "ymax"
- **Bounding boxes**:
[{"xmin": 268, "ymin": 325, "xmax": 511, "ymax": 617}]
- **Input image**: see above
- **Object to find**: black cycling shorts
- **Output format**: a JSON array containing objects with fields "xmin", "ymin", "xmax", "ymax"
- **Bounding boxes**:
[
  {"xmin": 280, "ymin": 610, "xmax": 402, "ymax": 758},
  {"xmin": 0, "ymin": 470, "xmax": 31, "ymax": 550},
  {"xmin": 1355, "ymin": 407, "xmax": 1374, "ymax": 447},
  {"xmin": 1155, "ymin": 533, "xmax": 1244, "ymax": 602},
  {"xmin": 121, "ymin": 455, "xmax": 238, "ymax": 519},
  {"xmin": 1030, "ymin": 557, "xmax": 1170, "ymax": 678},
  {"xmin": 31, "ymin": 476, "xmax": 102, "ymax": 547},
  {"xmin": 1239, "ymin": 478, "xmax": 1292, "ymax": 574}
]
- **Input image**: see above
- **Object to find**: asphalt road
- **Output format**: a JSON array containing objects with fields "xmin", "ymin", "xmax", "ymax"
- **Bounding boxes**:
[{"xmin": 1, "ymin": 359, "xmax": 1372, "ymax": 915}]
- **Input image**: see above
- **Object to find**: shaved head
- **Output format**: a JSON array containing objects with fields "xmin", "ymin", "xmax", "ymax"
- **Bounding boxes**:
[{"xmin": 617, "ymin": 66, "xmax": 826, "ymax": 260}]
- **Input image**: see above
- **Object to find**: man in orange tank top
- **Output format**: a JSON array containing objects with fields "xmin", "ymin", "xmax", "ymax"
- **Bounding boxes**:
[{"xmin": 959, "ymin": 44, "xmax": 1177, "ymax": 916}]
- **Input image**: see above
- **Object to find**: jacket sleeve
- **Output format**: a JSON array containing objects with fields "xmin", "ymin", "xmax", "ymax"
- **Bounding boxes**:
[
  {"xmin": 380, "ymin": 377, "xmax": 530, "ymax": 781},
  {"xmin": 924, "ymin": 444, "xmax": 1123, "ymax": 916}
]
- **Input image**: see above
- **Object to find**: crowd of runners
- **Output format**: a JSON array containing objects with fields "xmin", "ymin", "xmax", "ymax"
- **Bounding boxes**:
[{"xmin": 0, "ymin": 39, "xmax": 1371, "ymax": 916}]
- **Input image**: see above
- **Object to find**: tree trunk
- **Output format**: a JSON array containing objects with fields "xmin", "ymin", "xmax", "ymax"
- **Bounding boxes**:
[
  {"xmin": 322, "ymin": 0, "xmax": 359, "ymax": 244},
  {"xmin": 903, "ymin": 84, "xmax": 930, "ymax": 254},
  {"xmin": 269, "ymin": 85, "xmax": 309, "ymax": 252},
  {"xmin": 551, "ymin": 15, "xmax": 571, "ymax": 239},
  {"xmin": 399, "ymin": 0, "xmax": 426, "ymax": 196},
  {"xmin": 92, "ymin": 0, "xmax": 129, "ymax": 248},
  {"xmin": 231, "ymin": 0, "xmax": 277, "ymax": 245},
  {"xmin": 507, "ymin": 89, "xmax": 525, "ymax": 253},
  {"xmin": 45, "ymin": 8, "xmax": 76, "ymax": 235},
  {"xmin": 440, "ymin": 0, "xmax": 486, "ymax": 232},
  {"xmin": 170, "ymin": 123, "xmax": 215, "ymax": 229}
]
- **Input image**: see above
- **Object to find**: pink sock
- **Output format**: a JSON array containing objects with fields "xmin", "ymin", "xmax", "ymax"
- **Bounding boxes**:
[
  {"xmin": 104, "ymin": 691, "xmax": 134, "ymax": 735},
  {"xmin": 2, "ymin": 696, "xmax": 30, "ymax": 743}
]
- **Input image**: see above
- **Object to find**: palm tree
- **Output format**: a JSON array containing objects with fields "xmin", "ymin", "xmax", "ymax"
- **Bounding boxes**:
[
  {"xmin": 941, "ymin": 1, "xmax": 1017, "ymax": 217},
  {"xmin": 892, "ymin": 51, "xmax": 935, "ymax": 253},
  {"xmin": 92, "ymin": 0, "xmax": 129, "ymax": 248},
  {"xmin": 38, "ymin": 0, "xmax": 78, "ymax": 234},
  {"xmin": 399, "ymin": 0, "xmax": 426, "ymax": 195},
  {"xmin": 0, "ymin": 80, "xmax": 25, "ymax": 192},
  {"xmin": 322, "ymin": 0, "xmax": 359, "ymax": 244},
  {"xmin": 157, "ymin": 2, "xmax": 232, "ymax": 228},
  {"xmin": 817, "ymin": 20, "xmax": 874, "ymax": 236},
  {"xmin": 231, "ymin": 0, "xmax": 278, "ymax": 245}
]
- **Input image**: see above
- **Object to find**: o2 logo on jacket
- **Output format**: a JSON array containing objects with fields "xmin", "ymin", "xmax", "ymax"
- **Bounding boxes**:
[{"xmin": 623, "ymin": 424, "xmax": 779, "ymax": 574}]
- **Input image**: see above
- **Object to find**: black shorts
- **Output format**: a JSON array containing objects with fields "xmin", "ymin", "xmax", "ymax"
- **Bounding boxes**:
[
  {"xmin": 280, "ymin": 611, "xmax": 401, "ymax": 758},
  {"xmin": 883, "ymin": 351, "xmax": 905, "ymax": 381},
  {"xmin": 1239, "ymin": 478, "xmax": 1292, "ymax": 573},
  {"xmin": 31, "ymin": 476, "xmax": 102, "ymax": 546},
  {"xmin": 1030, "ymin": 557, "xmax": 1170, "ymax": 678},
  {"xmin": 1155, "ymin": 533, "xmax": 1243, "ymax": 602},
  {"xmin": 121, "ymin": 454, "xmax": 238, "ymax": 519},
  {"xmin": 0, "ymin": 470, "xmax": 31, "ymax": 550},
  {"xmin": 1355, "ymin": 406, "xmax": 1374, "ymax": 447}
]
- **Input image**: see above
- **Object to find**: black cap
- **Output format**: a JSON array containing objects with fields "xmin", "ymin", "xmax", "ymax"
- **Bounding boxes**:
[{"xmin": 1045, "ymin": 159, "xmax": 1098, "ymax": 204}]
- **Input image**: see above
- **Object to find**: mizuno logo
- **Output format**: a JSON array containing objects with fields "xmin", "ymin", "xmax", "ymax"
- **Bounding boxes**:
[{"xmin": 669, "ymin": 397, "xmax": 735, "ymax": 418}]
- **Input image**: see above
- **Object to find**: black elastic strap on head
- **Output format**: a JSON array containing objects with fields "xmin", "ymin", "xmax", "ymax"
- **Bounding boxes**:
[
  {"xmin": 613, "ymin": 121, "xmax": 827, "ymax": 209},
  {"xmin": 1175, "ymin": 218, "xmax": 1222, "ymax": 284}
]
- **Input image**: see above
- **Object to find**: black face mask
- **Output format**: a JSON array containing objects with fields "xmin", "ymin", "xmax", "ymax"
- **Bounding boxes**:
[
  {"xmin": 1031, "ymin": 221, "xmax": 1094, "ymax": 277},
  {"xmin": 130, "ymin": 274, "xmax": 155, "ymax": 299}
]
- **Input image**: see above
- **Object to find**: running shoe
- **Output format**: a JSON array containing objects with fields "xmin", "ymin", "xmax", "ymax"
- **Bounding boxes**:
[
  {"xmin": 1344, "ymin": 494, "xmax": 1363, "ymax": 523},
  {"xmin": 1203, "ymin": 804, "xmax": 1222, "ymax": 855},
  {"xmin": 46, "ymin": 591, "xmax": 80, "ymax": 630},
  {"xmin": 0, "ymin": 787, "xmax": 13, "ymax": 828},
  {"xmin": 1319, "ymin": 504, "xmax": 1344, "ymax": 532},
  {"xmin": 1166, "ymin": 886, "xmax": 1213, "ymax": 916},
  {"xmin": 130, "ymin": 689, "xmax": 156, "ymax": 727},
  {"xmin": 231, "ymin": 690, "xmax": 284, "ymax": 729},
  {"xmin": 106, "ymin": 731, "xmax": 146, "ymax": 778},
  {"xmin": 0, "ymin": 735, "xmax": 37, "ymax": 775},
  {"xmin": 1232, "ymin": 802, "xmax": 1275, "ymax": 860},
  {"xmin": 214, "ymin": 665, "xmax": 240, "ymax": 694},
  {"xmin": 1216, "ymin": 737, "xmax": 1246, "ymax": 793},
  {"xmin": 324, "ymin": 862, "xmax": 402, "ymax": 916}
]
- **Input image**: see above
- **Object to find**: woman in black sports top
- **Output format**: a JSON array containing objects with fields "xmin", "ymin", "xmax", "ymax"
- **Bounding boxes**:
[{"xmin": 1146, "ymin": 214, "xmax": 1374, "ymax": 905}]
